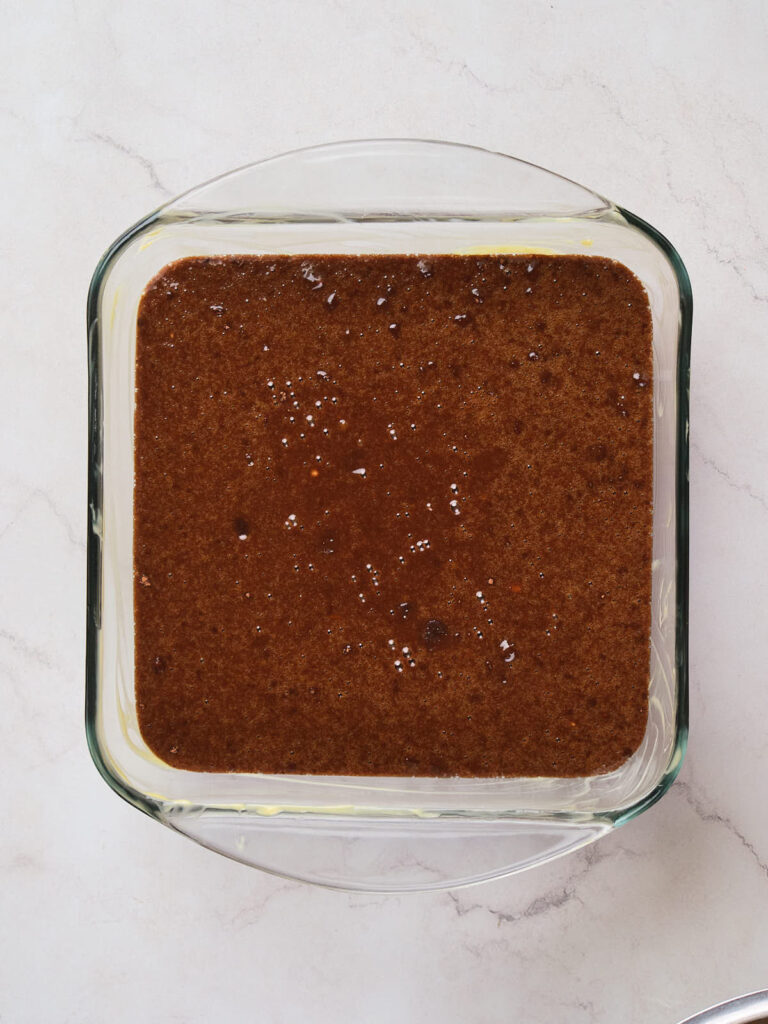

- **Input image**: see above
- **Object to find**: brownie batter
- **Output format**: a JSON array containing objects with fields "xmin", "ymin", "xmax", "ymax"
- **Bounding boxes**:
[{"xmin": 134, "ymin": 254, "xmax": 654, "ymax": 777}]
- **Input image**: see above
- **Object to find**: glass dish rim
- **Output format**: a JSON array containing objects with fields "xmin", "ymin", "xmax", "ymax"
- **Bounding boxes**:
[{"xmin": 85, "ymin": 139, "xmax": 690, "ymax": 833}]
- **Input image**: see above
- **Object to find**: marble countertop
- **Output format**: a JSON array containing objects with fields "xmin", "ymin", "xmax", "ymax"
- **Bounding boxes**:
[{"xmin": 3, "ymin": 2, "xmax": 767, "ymax": 1021}]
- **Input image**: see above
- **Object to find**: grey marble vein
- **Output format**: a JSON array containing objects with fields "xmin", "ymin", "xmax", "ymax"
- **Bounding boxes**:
[
  {"xmin": 704, "ymin": 240, "xmax": 768, "ymax": 307},
  {"xmin": 0, "ymin": 486, "xmax": 85, "ymax": 551},
  {"xmin": 691, "ymin": 441, "xmax": 768, "ymax": 513},
  {"xmin": 86, "ymin": 132, "xmax": 172, "ymax": 196},
  {"xmin": 675, "ymin": 780, "xmax": 768, "ymax": 878},
  {"xmin": 446, "ymin": 841, "xmax": 608, "ymax": 926},
  {"xmin": 0, "ymin": 627, "xmax": 55, "ymax": 671}
]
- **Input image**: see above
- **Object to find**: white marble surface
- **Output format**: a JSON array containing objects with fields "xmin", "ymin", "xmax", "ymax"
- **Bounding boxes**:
[{"xmin": 2, "ymin": 1, "xmax": 768, "ymax": 1021}]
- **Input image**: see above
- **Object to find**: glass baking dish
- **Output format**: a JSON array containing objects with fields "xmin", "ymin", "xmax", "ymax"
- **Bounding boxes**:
[{"xmin": 86, "ymin": 140, "xmax": 691, "ymax": 891}]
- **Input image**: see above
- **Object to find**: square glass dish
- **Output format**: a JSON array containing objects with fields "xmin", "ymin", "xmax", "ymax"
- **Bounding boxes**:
[{"xmin": 86, "ymin": 140, "xmax": 690, "ymax": 891}]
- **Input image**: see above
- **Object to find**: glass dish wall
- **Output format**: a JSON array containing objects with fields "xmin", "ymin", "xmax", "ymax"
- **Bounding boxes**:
[{"xmin": 87, "ymin": 140, "xmax": 690, "ymax": 891}]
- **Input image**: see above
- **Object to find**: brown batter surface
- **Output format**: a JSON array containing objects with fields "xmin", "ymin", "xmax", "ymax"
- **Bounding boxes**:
[{"xmin": 134, "ymin": 254, "xmax": 653, "ymax": 777}]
